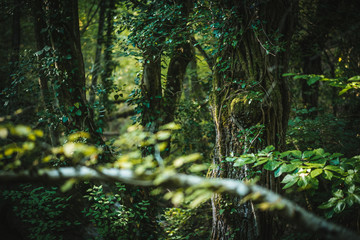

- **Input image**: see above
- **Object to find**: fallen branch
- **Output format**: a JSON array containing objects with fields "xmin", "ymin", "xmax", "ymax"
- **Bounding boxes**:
[{"xmin": 0, "ymin": 167, "xmax": 358, "ymax": 240}]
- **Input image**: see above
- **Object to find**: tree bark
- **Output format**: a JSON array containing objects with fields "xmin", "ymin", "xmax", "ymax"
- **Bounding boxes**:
[
  {"xmin": 89, "ymin": 0, "xmax": 106, "ymax": 106},
  {"xmin": 210, "ymin": 1, "xmax": 296, "ymax": 239}
]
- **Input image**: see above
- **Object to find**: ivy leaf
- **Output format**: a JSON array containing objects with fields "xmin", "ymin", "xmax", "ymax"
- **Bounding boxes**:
[
  {"xmin": 62, "ymin": 116, "xmax": 69, "ymax": 123},
  {"xmin": 75, "ymin": 110, "xmax": 82, "ymax": 116}
]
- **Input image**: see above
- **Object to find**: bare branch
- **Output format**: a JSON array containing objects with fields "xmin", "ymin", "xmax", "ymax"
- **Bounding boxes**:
[{"xmin": 0, "ymin": 167, "xmax": 359, "ymax": 240}]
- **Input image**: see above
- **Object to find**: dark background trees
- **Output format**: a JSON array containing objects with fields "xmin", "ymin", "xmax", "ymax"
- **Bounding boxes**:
[{"xmin": 0, "ymin": 0, "xmax": 360, "ymax": 239}]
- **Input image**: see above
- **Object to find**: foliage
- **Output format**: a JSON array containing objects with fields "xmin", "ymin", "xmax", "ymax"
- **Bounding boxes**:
[
  {"xmin": 1, "ymin": 184, "xmax": 80, "ymax": 240},
  {"xmin": 286, "ymin": 108, "xmax": 360, "ymax": 155},
  {"xmin": 161, "ymin": 205, "xmax": 211, "ymax": 240},
  {"xmin": 83, "ymin": 183, "xmax": 134, "ymax": 239},
  {"xmin": 283, "ymin": 73, "xmax": 360, "ymax": 96},
  {"xmin": 230, "ymin": 146, "xmax": 360, "ymax": 218}
]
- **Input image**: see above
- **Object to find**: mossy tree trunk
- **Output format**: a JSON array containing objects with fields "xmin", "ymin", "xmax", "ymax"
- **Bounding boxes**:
[{"xmin": 209, "ymin": 1, "xmax": 296, "ymax": 239}]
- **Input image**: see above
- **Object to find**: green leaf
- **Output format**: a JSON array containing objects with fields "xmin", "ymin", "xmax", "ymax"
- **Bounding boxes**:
[
  {"xmin": 293, "ymin": 74, "xmax": 308, "ymax": 80},
  {"xmin": 333, "ymin": 189, "xmax": 344, "ymax": 198},
  {"xmin": 253, "ymin": 158, "xmax": 269, "ymax": 167},
  {"xmin": 225, "ymin": 157, "xmax": 237, "ymax": 162},
  {"xmin": 334, "ymin": 201, "xmax": 346, "ymax": 213},
  {"xmin": 280, "ymin": 163, "xmax": 300, "ymax": 173},
  {"xmin": 313, "ymin": 148, "xmax": 325, "ymax": 156},
  {"xmin": 307, "ymin": 76, "xmax": 321, "ymax": 86},
  {"xmin": 282, "ymin": 73, "xmax": 296, "ymax": 77},
  {"xmin": 62, "ymin": 116, "xmax": 68, "ymax": 123},
  {"xmin": 61, "ymin": 179, "xmax": 76, "ymax": 192},
  {"xmin": 310, "ymin": 169, "xmax": 323, "ymax": 178},
  {"xmin": 234, "ymin": 156, "xmax": 256, "ymax": 167},
  {"xmin": 74, "ymin": 102, "xmax": 80, "ymax": 108},
  {"xmin": 348, "ymin": 76, "xmax": 360, "ymax": 81},
  {"xmin": 297, "ymin": 176, "xmax": 311, "ymax": 188},
  {"xmin": 282, "ymin": 150, "xmax": 302, "ymax": 159},
  {"xmin": 75, "ymin": 110, "xmax": 82, "ymax": 116},
  {"xmin": 264, "ymin": 160, "xmax": 282, "ymax": 171},
  {"xmin": 318, "ymin": 200, "xmax": 336, "ymax": 209},
  {"xmin": 282, "ymin": 175, "xmax": 299, "ymax": 189},
  {"xmin": 323, "ymin": 170, "xmax": 333, "ymax": 180},
  {"xmin": 282, "ymin": 174, "xmax": 296, "ymax": 183},
  {"xmin": 339, "ymin": 86, "xmax": 351, "ymax": 95},
  {"xmin": 324, "ymin": 165, "xmax": 343, "ymax": 174},
  {"xmin": 353, "ymin": 194, "xmax": 360, "ymax": 204},
  {"xmin": 302, "ymin": 150, "xmax": 315, "ymax": 159},
  {"xmin": 263, "ymin": 145, "xmax": 275, "ymax": 153},
  {"xmin": 274, "ymin": 165, "xmax": 284, "ymax": 177}
]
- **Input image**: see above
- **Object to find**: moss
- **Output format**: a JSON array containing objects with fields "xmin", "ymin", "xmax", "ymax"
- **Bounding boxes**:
[{"xmin": 230, "ymin": 97, "xmax": 244, "ymax": 116}]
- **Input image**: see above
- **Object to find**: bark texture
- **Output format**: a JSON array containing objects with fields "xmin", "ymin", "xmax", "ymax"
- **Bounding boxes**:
[{"xmin": 210, "ymin": 1, "xmax": 297, "ymax": 239}]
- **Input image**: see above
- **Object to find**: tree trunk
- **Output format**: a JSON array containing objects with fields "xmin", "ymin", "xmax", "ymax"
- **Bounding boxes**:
[
  {"xmin": 101, "ymin": 0, "xmax": 115, "ymax": 110},
  {"xmin": 46, "ymin": 0, "xmax": 107, "ymax": 150},
  {"xmin": 89, "ymin": 0, "xmax": 106, "ymax": 106},
  {"xmin": 210, "ymin": 1, "xmax": 296, "ymax": 239},
  {"xmin": 32, "ymin": 0, "xmax": 59, "ymax": 146},
  {"xmin": 163, "ymin": 0, "xmax": 193, "ymax": 124}
]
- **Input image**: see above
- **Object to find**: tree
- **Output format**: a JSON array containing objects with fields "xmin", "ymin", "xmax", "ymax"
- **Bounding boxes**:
[
  {"xmin": 32, "ymin": 0, "xmax": 107, "ymax": 149},
  {"xmin": 207, "ymin": 1, "xmax": 296, "ymax": 239}
]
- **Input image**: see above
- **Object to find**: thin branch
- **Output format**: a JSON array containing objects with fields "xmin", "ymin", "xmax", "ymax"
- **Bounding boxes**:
[
  {"xmin": 0, "ymin": 167, "xmax": 359, "ymax": 240},
  {"xmin": 80, "ymin": 1, "xmax": 100, "ymax": 35}
]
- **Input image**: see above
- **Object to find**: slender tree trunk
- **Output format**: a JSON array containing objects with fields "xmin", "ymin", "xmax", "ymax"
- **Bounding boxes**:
[
  {"xmin": 89, "ymin": 0, "xmax": 106, "ymax": 106},
  {"xmin": 101, "ymin": 0, "xmax": 115, "ymax": 110},
  {"xmin": 32, "ymin": 0, "xmax": 59, "ymax": 146},
  {"xmin": 210, "ymin": 1, "xmax": 296, "ymax": 239}
]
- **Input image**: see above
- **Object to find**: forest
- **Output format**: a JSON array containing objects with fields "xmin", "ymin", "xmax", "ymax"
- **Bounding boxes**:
[{"xmin": 0, "ymin": 0, "xmax": 360, "ymax": 239}]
